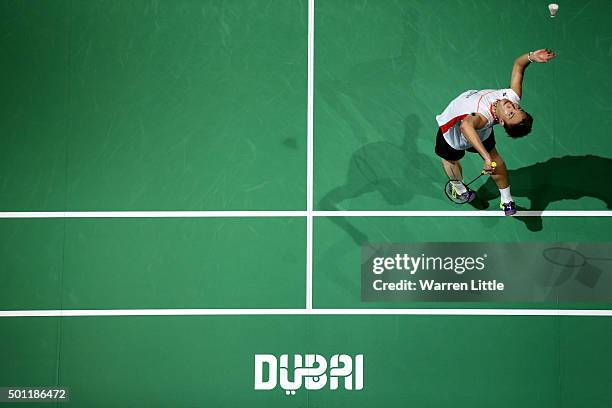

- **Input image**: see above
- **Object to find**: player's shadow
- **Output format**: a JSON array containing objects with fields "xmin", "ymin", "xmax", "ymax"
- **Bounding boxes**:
[
  {"xmin": 316, "ymin": 5, "xmax": 442, "ymax": 245},
  {"xmin": 318, "ymin": 114, "xmax": 439, "ymax": 244},
  {"xmin": 471, "ymin": 155, "xmax": 612, "ymax": 231}
]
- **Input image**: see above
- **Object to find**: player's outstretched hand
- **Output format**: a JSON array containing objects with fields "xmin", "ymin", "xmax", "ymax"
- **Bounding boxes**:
[{"xmin": 530, "ymin": 48, "xmax": 556, "ymax": 63}]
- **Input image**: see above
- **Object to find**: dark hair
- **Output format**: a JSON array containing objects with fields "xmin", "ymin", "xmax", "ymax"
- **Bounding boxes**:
[{"xmin": 504, "ymin": 112, "xmax": 533, "ymax": 138}]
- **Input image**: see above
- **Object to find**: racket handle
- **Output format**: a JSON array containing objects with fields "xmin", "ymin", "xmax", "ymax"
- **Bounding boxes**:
[{"xmin": 481, "ymin": 161, "xmax": 497, "ymax": 175}]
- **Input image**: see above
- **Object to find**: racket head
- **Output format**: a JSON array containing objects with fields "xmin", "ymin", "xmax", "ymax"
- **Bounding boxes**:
[{"xmin": 444, "ymin": 180, "xmax": 473, "ymax": 204}]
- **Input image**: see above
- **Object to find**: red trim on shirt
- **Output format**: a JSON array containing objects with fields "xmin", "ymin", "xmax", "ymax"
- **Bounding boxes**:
[
  {"xmin": 489, "ymin": 104, "xmax": 497, "ymax": 123},
  {"xmin": 439, "ymin": 114, "xmax": 468, "ymax": 134}
]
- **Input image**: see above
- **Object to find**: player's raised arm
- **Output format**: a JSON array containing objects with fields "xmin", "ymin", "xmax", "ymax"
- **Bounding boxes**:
[{"xmin": 510, "ymin": 49, "xmax": 556, "ymax": 98}]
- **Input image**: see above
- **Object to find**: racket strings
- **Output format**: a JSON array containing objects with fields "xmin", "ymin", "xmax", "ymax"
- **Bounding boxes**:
[{"xmin": 445, "ymin": 181, "xmax": 472, "ymax": 204}]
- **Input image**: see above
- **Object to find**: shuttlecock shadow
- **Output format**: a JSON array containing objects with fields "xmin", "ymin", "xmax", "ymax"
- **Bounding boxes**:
[{"xmin": 472, "ymin": 155, "xmax": 612, "ymax": 231}]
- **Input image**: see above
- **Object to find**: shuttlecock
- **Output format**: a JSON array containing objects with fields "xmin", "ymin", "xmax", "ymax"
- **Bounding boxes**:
[{"xmin": 548, "ymin": 3, "xmax": 559, "ymax": 18}]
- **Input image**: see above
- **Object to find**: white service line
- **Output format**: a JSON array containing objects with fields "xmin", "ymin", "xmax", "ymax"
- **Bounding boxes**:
[
  {"xmin": 2, "ymin": 210, "xmax": 612, "ymax": 218},
  {"xmin": 305, "ymin": 0, "xmax": 315, "ymax": 310},
  {"xmin": 1, "ymin": 308, "xmax": 611, "ymax": 317}
]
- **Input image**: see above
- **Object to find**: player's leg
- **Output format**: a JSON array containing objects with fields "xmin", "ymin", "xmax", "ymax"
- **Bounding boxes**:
[
  {"xmin": 441, "ymin": 158, "xmax": 463, "ymax": 181},
  {"xmin": 435, "ymin": 129, "xmax": 475, "ymax": 202},
  {"xmin": 467, "ymin": 131, "xmax": 515, "ymax": 215},
  {"xmin": 435, "ymin": 128, "xmax": 466, "ymax": 178},
  {"xmin": 489, "ymin": 147, "xmax": 509, "ymax": 189},
  {"xmin": 488, "ymin": 147, "xmax": 516, "ymax": 215}
]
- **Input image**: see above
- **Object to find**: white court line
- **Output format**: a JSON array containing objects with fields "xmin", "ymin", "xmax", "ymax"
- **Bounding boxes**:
[
  {"xmin": 1, "ymin": 210, "xmax": 612, "ymax": 218},
  {"xmin": 305, "ymin": 0, "xmax": 315, "ymax": 310},
  {"xmin": 0, "ymin": 211, "xmax": 307, "ymax": 218},
  {"xmin": 1, "ymin": 309, "xmax": 611, "ymax": 317},
  {"xmin": 316, "ymin": 210, "xmax": 612, "ymax": 217}
]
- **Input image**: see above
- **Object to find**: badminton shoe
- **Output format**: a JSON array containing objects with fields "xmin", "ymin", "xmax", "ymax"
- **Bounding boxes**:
[
  {"xmin": 501, "ymin": 201, "xmax": 517, "ymax": 216},
  {"xmin": 456, "ymin": 189, "xmax": 476, "ymax": 203}
]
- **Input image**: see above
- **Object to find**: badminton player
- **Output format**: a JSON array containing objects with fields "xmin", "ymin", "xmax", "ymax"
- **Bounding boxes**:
[{"xmin": 434, "ymin": 49, "xmax": 556, "ymax": 215}]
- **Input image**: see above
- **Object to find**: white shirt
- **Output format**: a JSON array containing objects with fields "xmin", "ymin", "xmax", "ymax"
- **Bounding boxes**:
[{"xmin": 436, "ymin": 88, "xmax": 521, "ymax": 150}]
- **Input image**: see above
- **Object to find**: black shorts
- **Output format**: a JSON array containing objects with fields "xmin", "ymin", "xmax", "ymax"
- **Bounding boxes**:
[{"xmin": 434, "ymin": 128, "xmax": 496, "ymax": 161}]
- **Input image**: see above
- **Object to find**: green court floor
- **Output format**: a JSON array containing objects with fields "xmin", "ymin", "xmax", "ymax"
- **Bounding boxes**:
[
  {"xmin": 2, "ymin": 315, "xmax": 612, "ymax": 408},
  {"xmin": 1, "ymin": 1, "xmax": 612, "ymax": 407},
  {"xmin": 0, "ymin": 0, "xmax": 307, "ymax": 211},
  {"xmin": 315, "ymin": 0, "xmax": 612, "ymax": 211}
]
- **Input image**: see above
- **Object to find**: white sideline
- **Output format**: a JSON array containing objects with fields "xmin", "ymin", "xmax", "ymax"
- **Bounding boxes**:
[{"xmin": 306, "ymin": 0, "xmax": 315, "ymax": 310}]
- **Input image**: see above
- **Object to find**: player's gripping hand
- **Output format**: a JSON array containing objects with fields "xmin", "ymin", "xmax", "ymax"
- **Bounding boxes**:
[
  {"xmin": 529, "ymin": 48, "xmax": 556, "ymax": 63},
  {"xmin": 483, "ymin": 159, "xmax": 497, "ymax": 174}
]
